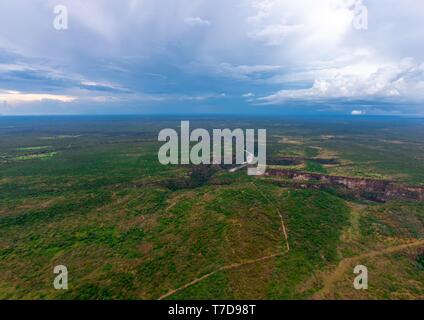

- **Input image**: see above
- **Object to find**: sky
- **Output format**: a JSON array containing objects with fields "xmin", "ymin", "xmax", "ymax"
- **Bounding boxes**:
[{"xmin": 0, "ymin": 0, "xmax": 424, "ymax": 115}]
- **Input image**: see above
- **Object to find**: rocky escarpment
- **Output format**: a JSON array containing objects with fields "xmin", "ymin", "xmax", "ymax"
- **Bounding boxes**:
[
  {"xmin": 264, "ymin": 169, "xmax": 424, "ymax": 202},
  {"xmin": 267, "ymin": 157, "xmax": 339, "ymax": 166}
]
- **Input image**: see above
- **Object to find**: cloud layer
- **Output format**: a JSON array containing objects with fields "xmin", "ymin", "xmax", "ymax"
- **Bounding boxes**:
[{"xmin": 0, "ymin": 0, "xmax": 423, "ymax": 114}]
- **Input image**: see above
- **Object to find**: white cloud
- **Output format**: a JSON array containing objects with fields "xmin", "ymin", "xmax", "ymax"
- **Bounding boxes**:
[
  {"xmin": 246, "ymin": 0, "xmax": 358, "ymax": 48},
  {"xmin": 259, "ymin": 58, "xmax": 424, "ymax": 103},
  {"xmin": 186, "ymin": 62, "xmax": 283, "ymax": 80},
  {"xmin": 351, "ymin": 110, "xmax": 364, "ymax": 115},
  {"xmin": 184, "ymin": 17, "xmax": 211, "ymax": 27},
  {"xmin": 0, "ymin": 90, "xmax": 76, "ymax": 104},
  {"xmin": 247, "ymin": 24, "xmax": 303, "ymax": 46},
  {"xmin": 222, "ymin": 63, "xmax": 282, "ymax": 75},
  {"xmin": 0, "ymin": 63, "xmax": 27, "ymax": 72}
]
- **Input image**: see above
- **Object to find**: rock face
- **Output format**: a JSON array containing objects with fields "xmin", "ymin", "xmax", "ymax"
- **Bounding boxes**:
[
  {"xmin": 265, "ymin": 169, "xmax": 424, "ymax": 202},
  {"xmin": 267, "ymin": 157, "xmax": 339, "ymax": 166}
]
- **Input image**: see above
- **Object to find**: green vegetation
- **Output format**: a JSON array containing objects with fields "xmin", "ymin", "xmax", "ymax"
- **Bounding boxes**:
[
  {"xmin": 0, "ymin": 116, "xmax": 423, "ymax": 300},
  {"xmin": 305, "ymin": 160, "xmax": 327, "ymax": 173},
  {"xmin": 417, "ymin": 253, "xmax": 424, "ymax": 270},
  {"xmin": 17, "ymin": 146, "xmax": 53, "ymax": 151},
  {"xmin": 13, "ymin": 151, "xmax": 59, "ymax": 161}
]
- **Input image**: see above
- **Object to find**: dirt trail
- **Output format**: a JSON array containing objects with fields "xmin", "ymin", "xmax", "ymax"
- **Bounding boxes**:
[
  {"xmin": 158, "ymin": 251, "xmax": 287, "ymax": 300},
  {"xmin": 157, "ymin": 183, "xmax": 290, "ymax": 300},
  {"xmin": 313, "ymin": 240, "xmax": 424, "ymax": 299},
  {"xmin": 251, "ymin": 182, "xmax": 290, "ymax": 252}
]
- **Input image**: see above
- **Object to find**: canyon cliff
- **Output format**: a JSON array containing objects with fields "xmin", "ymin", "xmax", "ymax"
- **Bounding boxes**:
[{"xmin": 264, "ymin": 169, "xmax": 424, "ymax": 202}]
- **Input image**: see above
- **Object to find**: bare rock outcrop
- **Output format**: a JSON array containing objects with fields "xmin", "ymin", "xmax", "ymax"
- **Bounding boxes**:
[{"xmin": 264, "ymin": 169, "xmax": 424, "ymax": 202}]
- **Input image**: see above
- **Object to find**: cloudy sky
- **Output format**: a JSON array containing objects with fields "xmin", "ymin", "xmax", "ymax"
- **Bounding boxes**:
[{"xmin": 0, "ymin": 0, "xmax": 424, "ymax": 115}]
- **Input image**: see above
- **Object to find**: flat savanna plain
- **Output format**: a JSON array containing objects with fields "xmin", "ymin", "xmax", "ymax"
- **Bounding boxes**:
[{"xmin": 0, "ymin": 116, "xmax": 423, "ymax": 300}]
